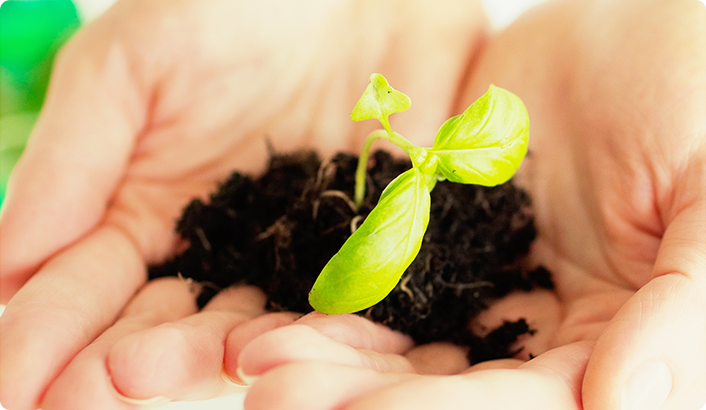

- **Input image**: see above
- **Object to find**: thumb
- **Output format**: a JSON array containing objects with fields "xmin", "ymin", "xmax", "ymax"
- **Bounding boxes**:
[
  {"xmin": 584, "ymin": 192, "xmax": 706, "ymax": 410},
  {"xmin": 0, "ymin": 21, "xmax": 146, "ymax": 301}
]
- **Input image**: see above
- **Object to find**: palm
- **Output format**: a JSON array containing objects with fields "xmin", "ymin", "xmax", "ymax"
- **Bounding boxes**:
[
  {"xmin": 454, "ymin": 0, "xmax": 703, "ymax": 401},
  {"xmin": 469, "ymin": 0, "xmax": 701, "ymax": 358},
  {"xmin": 95, "ymin": 0, "xmax": 366, "ymax": 267},
  {"xmin": 96, "ymin": 0, "xmax": 490, "ymax": 269},
  {"xmin": 236, "ymin": 1, "xmax": 704, "ymax": 410},
  {"xmin": 0, "ymin": 0, "xmax": 488, "ymax": 407}
]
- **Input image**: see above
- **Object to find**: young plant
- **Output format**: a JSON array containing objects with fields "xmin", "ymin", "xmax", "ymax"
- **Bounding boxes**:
[{"xmin": 308, "ymin": 73, "xmax": 530, "ymax": 315}]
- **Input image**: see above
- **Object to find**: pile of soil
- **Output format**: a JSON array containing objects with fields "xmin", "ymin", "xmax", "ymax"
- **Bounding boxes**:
[{"xmin": 149, "ymin": 150, "xmax": 552, "ymax": 364}]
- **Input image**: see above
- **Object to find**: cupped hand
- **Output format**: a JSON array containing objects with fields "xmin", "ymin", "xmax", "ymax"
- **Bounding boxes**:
[
  {"xmin": 0, "ymin": 0, "xmax": 487, "ymax": 408},
  {"xmin": 226, "ymin": 1, "xmax": 706, "ymax": 409}
]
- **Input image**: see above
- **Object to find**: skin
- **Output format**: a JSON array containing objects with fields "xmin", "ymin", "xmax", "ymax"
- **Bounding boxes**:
[
  {"xmin": 0, "ymin": 0, "xmax": 485, "ymax": 408},
  {"xmin": 0, "ymin": 0, "xmax": 703, "ymax": 409},
  {"xmin": 236, "ymin": 3, "xmax": 706, "ymax": 410}
]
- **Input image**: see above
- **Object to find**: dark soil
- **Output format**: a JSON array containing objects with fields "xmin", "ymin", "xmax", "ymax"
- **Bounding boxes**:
[{"xmin": 149, "ymin": 150, "xmax": 553, "ymax": 364}]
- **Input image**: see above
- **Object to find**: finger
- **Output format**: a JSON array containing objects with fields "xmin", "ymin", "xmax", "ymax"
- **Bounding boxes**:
[
  {"xmin": 0, "ymin": 17, "xmax": 145, "ymax": 301},
  {"xmin": 462, "ymin": 358, "xmax": 523, "ymax": 373},
  {"xmin": 237, "ymin": 324, "xmax": 415, "ymax": 382},
  {"xmin": 243, "ymin": 342, "xmax": 591, "ymax": 410},
  {"xmin": 295, "ymin": 312, "xmax": 415, "ymax": 353},
  {"xmin": 107, "ymin": 285, "xmax": 267, "ymax": 401},
  {"xmin": 235, "ymin": 313, "xmax": 415, "ymax": 380},
  {"xmin": 223, "ymin": 311, "xmax": 302, "ymax": 380},
  {"xmin": 297, "ymin": 310, "xmax": 520, "ymax": 375},
  {"xmin": 346, "ymin": 342, "xmax": 592, "ymax": 410},
  {"xmin": 243, "ymin": 362, "xmax": 415, "ymax": 410},
  {"xmin": 584, "ymin": 199, "xmax": 706, "ymax": 410},
  {"xmin": 224, "ymin": 312, "xmax": 414, "ymax": 382},
  {"xmin": 0, "ymin": 226, "xmax": 145, "ymax": 410},
  {"xmin": 403, "ymin": 342, "xmax": 470, "ymax": 375},
  {"xmin": 39, "ymin": 278, "xmax": 198, "ymax": 410},
  {"xmin": 230, "ymin": 314, "xmax": 469, "ymax": 379}
]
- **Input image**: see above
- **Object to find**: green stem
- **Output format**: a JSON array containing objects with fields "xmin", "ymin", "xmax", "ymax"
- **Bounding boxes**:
[
  {"xmin": 353, "ymin": 128, "xmax": 423, "ymax": 208},
  {"xmin": 379, "ymin": 116, "xmax": 394, "ymax": 137},
  {"xmin": 354, "ymin": 130, "xmax": 386, "ymax": 208}
]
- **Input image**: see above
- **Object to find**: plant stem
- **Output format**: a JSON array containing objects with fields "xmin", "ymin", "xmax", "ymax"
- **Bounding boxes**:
[
  {"xmin": 353, "ymin": 129, "xmax": 423, "ymax": 208},
  {"xmin": 354, "ymin": 130, "xmax": 386, "ymax": 208}
]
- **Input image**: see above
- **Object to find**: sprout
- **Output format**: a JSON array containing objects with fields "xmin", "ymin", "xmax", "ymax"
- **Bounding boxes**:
[{"xmin": 309, "ymin": 74, "xmax": 529, "ymax": 315}]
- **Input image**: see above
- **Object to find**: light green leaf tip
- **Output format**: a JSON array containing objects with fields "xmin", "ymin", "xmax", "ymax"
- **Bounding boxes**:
[
  {"xmin": 350, "ymin": 73, "xmax": 411, "ymax": 125},
  {"xmin": 430, "ymin": 84, "xmax": 529, "ymax": 186},
  {"xmin": 309, "ymin": 168, "xmax": 431, "ymax": 315}
]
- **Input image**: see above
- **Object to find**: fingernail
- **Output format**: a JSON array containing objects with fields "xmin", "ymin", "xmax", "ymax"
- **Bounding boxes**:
[
  {"xmin": 236, "ymin": 366, "xmax": 260, "ymax": 386},
  {"xmin": 107, "ymin": 376, "xmax": 171, "ymax": 406},
  {"xmin": 621, "ymin": 361, "xmax": 673, "ymax": 410},
  {"xmin": 221, "ymin": 368, "xmax": 247, "ymax": 387}
]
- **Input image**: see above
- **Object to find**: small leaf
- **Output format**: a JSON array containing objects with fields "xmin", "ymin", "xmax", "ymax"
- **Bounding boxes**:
[
  {"xmin": 350, "ymin": 73, "xmax": 411, "ymax": 124},
  {"xmin": 309, "ymin": 168, "xmax": 430, "ymax": 314},
  {"xmin": 430, "ymin": 85, "xmax": 529, "ymax": 186}
]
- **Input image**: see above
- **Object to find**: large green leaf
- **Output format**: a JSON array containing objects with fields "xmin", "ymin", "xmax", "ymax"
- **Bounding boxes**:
[
  {"xmin": 309, "ymin": 168, "xmax": 430, "ymax": 314},
  {"xmin": 430, "ymin": 85, "xmax": 529, "ymax": 186},
  {"xmin": 350, "ymin": 73, "xmax": 411, "ymax": 124}
]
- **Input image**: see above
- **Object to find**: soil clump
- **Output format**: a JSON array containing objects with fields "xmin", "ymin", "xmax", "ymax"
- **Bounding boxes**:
[{"xmin": 149, "ymin": 150, "xmax": 553, "ymax": 364}]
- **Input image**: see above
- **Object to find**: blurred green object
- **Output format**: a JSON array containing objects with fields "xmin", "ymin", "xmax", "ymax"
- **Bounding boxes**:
[
  {"xmin": 0, "ymin": 111, "xmax": 39, "ymax": 204},
  {"xmin": 0, "ymin": 0, "xmax": 80, "ymax": 205}
]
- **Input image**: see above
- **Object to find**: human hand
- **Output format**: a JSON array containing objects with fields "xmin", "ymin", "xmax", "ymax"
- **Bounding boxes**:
[
  {"xmin": 224, "ymin": 0, "xmax": 706, "ymax": 409},
  {"xmin": 0, "ymin": 0, "xmax": 487, "ymax": 408}
]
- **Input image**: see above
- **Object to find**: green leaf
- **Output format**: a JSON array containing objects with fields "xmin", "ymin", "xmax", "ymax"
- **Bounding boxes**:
[
  {"xmin": 430, "ymin": 85, "xmax": 529, "ymax": 186},
  {"xmin": 350, "ymin": 73, "xmax": 411, "ymax": 126},
  {"xmin": 309, "ymin": 168, "xmax": 431, "ymax": 314}
]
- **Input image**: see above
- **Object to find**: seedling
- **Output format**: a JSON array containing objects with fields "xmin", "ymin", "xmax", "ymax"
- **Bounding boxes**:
[{"xmin": 308, "ymin": 74, "xmax": 529, "ymax": 314}]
